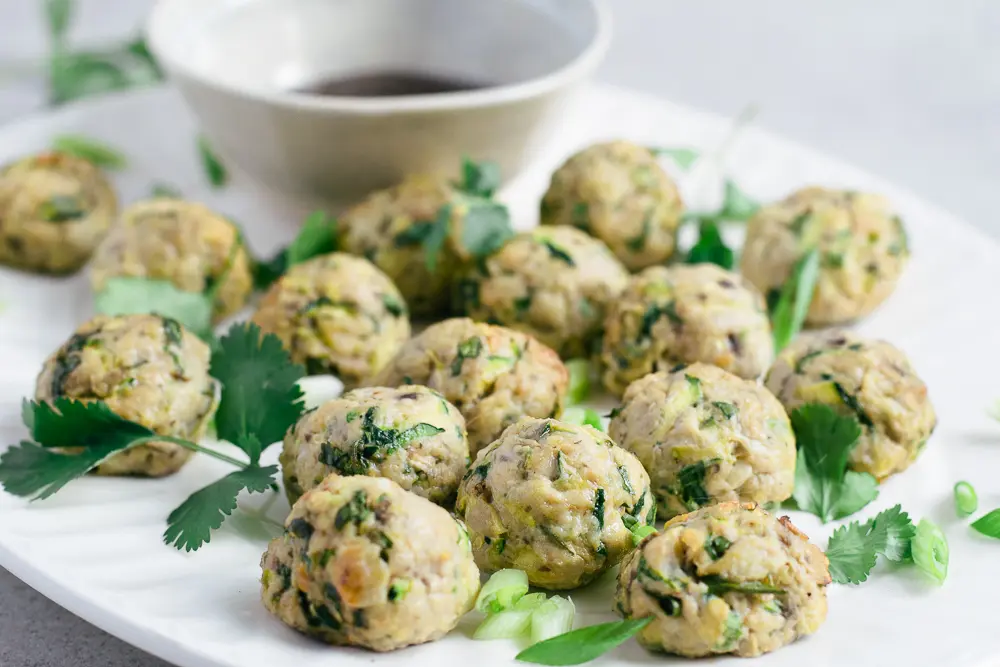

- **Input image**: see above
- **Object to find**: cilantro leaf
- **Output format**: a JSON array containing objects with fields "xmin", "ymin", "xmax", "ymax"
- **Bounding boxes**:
[
  {"xmin": 0, "ymin": 441, "xmax": 127, "ymax": 500},
  {"xmin": 770, "ymin": 248, "xmax": 820, "ymax": 352},
  {"xmin": 515, "ymin": 617, "xmax": 652, "ymax": 666},
  {"xmin": 197, "ymin": 136, "xmax": 227, "ymax": 188},
  {"xmin": 254, "ymin": 211, "xmax": 338, "ymax": 288},
  {"xmin": 210, "ymin": 323, "xmax": 305, "ymax": 463},
  {"xmin": 686, "ymin": 216, "xmax": 735, "ymax": 269},
  {"xmin": 826, "ymin": 504, "xmax": 916, "ymax": 584},
  {"xmin": 719, "ymin": 180, "xmax": 759, "ymax": 220},
  {"xmin": 461, "ymin": 197, "xmax": 514, "ymax": 260},
  {"xmin": 163, "ymin": 464, "xmax": 277, "ymax": 552},
  {"xmin": 650, "ymin": 146, "xmax": 700, "ymax": 170},
  {"xmin": 94, "ymin": 277, "xmax": 213, "ymax": 340},
  {"xmin": 52, "ymin": 134, "xmax": 127, "ymax": 170},
  {"xmin": 457, "ymin": 158, "xmax": 501, "ymax": 198},
  {"xmin": 789, "ymin": 403, "xmax": 878, "ymax": 522}
]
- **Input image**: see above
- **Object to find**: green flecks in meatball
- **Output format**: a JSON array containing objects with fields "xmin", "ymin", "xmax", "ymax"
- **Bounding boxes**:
[
  {"xmin": 676, "ymin": 459, "xmax": 718, "ymax": 511},
  {"xmin": 618, "ymin": 466, "xmax": 635, "ymax": 496},
  {"xmin": 701, "ymin": 576, "xmax": 785, "ymax": 596},
  {"xmin": 832, "ymin": 382, "xmax": 875, "ymax": 429},
  {"xmin": 822, "ymin": 252, "xmax": 844, "ymax": 269},
  {"xmin": 320, "ymin": 409, "xmax": 445, "ymax": 475},
  {"xmin": 788, "ymin": 211, "xmax": 812, "ymax": 236},
  {"xmin": 717, "ymin": 611, "xmax": 744, "ymax": 650},
  {"xmin": 593, "ymin": 488, "xmax": 606, "ymax": 529},
  {"xmin": 382, "ymin": 293, "xmax": 406, "ymax": 317},
  {"xmin": 712, "ymin": 401, "xmax": 737, "ymax": 420},
  {"xmin": 542, "ymin": 239, "xmax": 575, "ymax": 265},
  {"xmin": 629, "ymin": 491, "xmax": 646, "ymax": 521},
  {"xmin": 495, "ymin": 536, "xmax": 507, "ymax": 554},
  {"xmin": 49, "ymin": 331, "xmax": 95, "ymax": 398},
  {"xmin": 705, "ymin": 535, "xmax": 732, "ymax": 560},
  {"xmin": 387, "ymin": 578, "xmax": 411, "ymax": 602},
  {"xmin": 762, "ymin": 599, "xmax": 783, "ymax": 615},
  {"xmin": 625, "ymin": 216, "xmax": 652, "ymax": 252},
  {"xmin": 513, "ymin": 293, "xmax": 532, "ymax": 319},
  {"xmin": 570, "ymin": 202, "xmax": 589, "ymax": 229},
  {"xmin": 455, "ymin": 279, "xmax": 481, "ymax": 312},
  {"xmin": 465, "ymin": 461, "xmax": 490, "ymax": 480},
  {"xmin": 288, "ymin": 518, "xmax": 314, "ymax": 540},
  {"xmin": 345, "ymin": 409, "xmax": 360, "ymax": 422},
  {"xmin": 685, "ymin": 374, "xmax": 704, "ymax": 403},
  {"xmin": 38, "ymin": 195, "xmax": 87, "ymax": 222},
  {"xmin": 639, "ymin": 301, "xmax": 682, "ymax": 341},
  {"xmin": 277, "ymin": 563, "xmax": 293, "ymax": 590},
  {"xmin": 316, "ymin": 549, "xmax": 336, "ymax": 568},
  {"xmin": 334, "ymin": 490, "xmax": 373, "ymax": 529},
  {"xmin": 451, "ymin": 336, "xmax": 484, "ymax": 375},
  {"xmin": 794, "ymin": 349, "xmax": 824, "ymax": 373}
]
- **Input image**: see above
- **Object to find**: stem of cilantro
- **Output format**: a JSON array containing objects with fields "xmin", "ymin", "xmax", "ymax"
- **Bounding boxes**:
[{"xmin": 154, "ymin": 436, "xmax": 249, "ymax": 469}]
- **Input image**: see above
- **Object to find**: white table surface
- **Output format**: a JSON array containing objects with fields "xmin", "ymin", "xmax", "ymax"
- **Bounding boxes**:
[{"xmin": 0, "ymin": 1, "xmax": 997, "ymax": 665}]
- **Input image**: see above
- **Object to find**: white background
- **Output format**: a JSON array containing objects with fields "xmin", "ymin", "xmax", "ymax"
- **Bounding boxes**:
[{"xmin": 0, "ymin": 1, "xmax": 997, "ymax": 665}]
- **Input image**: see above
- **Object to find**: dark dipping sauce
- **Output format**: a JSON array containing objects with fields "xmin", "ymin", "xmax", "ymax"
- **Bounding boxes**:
[{"xmin": 296, "ymin": 70, "xmax": 491, "ymax": 97}]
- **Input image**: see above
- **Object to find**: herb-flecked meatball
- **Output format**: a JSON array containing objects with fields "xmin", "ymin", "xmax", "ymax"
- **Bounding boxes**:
[
  {"xmin": 609, "ymin": 363, "xmax": 795, "ymax": 519},
  {"xmin": 741, "ymin": 187, "xmax": 909, "ymax": 326},
  {"xmin": 456, "ymin": 417, "xmax": 654, "ymax": 590},
  {"xmin": 0, "ymin": 152, "xmax": 117, "ymax": 273},
  {"xmin": 616, "ymin": 502, "xmax": 830, "ymax": 658},
  {"xmin": 281, "ymin": 385, "xmax": 468, "ymax": 506},
  {"xmin": 540, "ymin": 141, "xmax": 684, "ymax": 271},
  {"xmin": 89, "ymin": 199, "xmax": 253, "ymax": 321},
  {"xmin": 337, "ymin": 173, "xmax": 509, "ymax": 317},
  {"xmin": 372, "ymin": 318, "xmax": 568, "ymax": 454},
  {"xmin": 601, "ymin": 264, "xmax": 773, "ymax": 396},
  {"xmin": 260, "ymin": 475, "xmax": 479, "ymax": 651},
  {"xmin": 454, "ymin": 226, "xmax": 629, "ymax": 357},
  {"xmin": 34, "ymin": 314, "xmax": 217, "ymax": 476},
  {"xmin": 252, "ymin": 253, "xmax": 410, "ymax": 387},
  {"xmin": 764, "ymin": 329, "xmax": 935, "ymax": 480}
]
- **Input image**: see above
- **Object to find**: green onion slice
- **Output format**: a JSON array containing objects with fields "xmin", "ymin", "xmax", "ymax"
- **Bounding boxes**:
[
  {"xmin": 475, "ymin": 569, "xmax": 529, "ymax": 614},
  {"xmin": 911, "ymin": 519, "xmax": 948, "ymax": 585}
]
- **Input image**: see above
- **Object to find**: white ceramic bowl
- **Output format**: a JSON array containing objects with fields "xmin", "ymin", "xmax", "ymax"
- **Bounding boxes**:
[{"xmin": 146, "ymin": 0, "xmax": 611, "ymax": 203}]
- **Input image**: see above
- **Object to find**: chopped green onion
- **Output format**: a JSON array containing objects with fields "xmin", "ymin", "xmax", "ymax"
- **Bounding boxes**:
[
  {"xmin": 473, "ymin": 608, "xmax": 535, "ymax": 640},
  {"xmin": 513, "ymin": 593, "xmax": 548, "ymax": 611},
  {"xmin": 630, "ymin": 524, "xmax": 656, "ymax": 546},
  {"xmin": 565, "ymin": 359, "xmax": 591, "ymax": 405},
  {"xmin": 911, "ymin": 519, "xmax": 948, "ymax": 585},
  {"xmin": 971, "ymin": 508, "xmax": 1000, "ymax": 540},
  {"xmin": 475, "ymin": 569, "xmax": 528, "ymax": 614},
  {"xmin": 530, "ymin": 596, "xmax": 575, "ymax": 643},
  {"xmin": 561, "ymin": 407, "xmax": 603, "ymax": 431},
  {"xmin": 953, "ymin": 481, "xmax": 978, "ymax": 517}
]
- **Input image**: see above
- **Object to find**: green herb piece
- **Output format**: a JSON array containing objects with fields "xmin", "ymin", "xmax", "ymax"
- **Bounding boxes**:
[
  {"xmin": 770, "ymin": 248, "xmax": 820, "ymax": 352},
  {"xmin": 197, "ymin": 136, "xmax": 228, "ymax": 188},
  {"xmin": 639, "ymin": 301, "xmax": 681, "ymax": 340},
  {"xmin": 333, "ymin": 490, "xmax": 371, "ymax": 529},
  {"xmin": 650, "ymin": 146, "xmax": 700, "ymax": 170},
  {"xmin": 561, "ymin": 407, "xmax": 603, "ymax": 431},
  {"xmin": 677, "ymin": 459, "xmax": 715, "ymax": 511},
  {"xmin": 824, "ymin": 504, "xmax": 915, "ymax": 584},
  {"xmin": 628, "ymin": 523, "xmax": 656, "ymax": 546},
  {"xmin": 971, "ymin": 508, "xmax": 1000, "ymax": 539},
  {"xmin": 712, "ymin": 401, "xmax": 737, "ymax": 420},
  {"xmin": 686, "ymin": 217, "xmax": 735, "ymax": 269},
  {"xmin": 625, "ymin": 217, "xmax": 650, "ymax": 252},
  {"xmin": 954, "ymin": 481, "xmax": 978, "ymax": 518},
  {"xmin": 570, "ymin": 202, "xmax": 589, "ymax": 229},
  {"xmin": 717, "ymin": 611, "xmax": 743, "ymax": 650},
  {"xmin": 832, "ymin": 382, "xmax": 875, "ymax": 430},
  {"xmin": 705, "ymin": 535, "xmax": 731, "ymax": 560},
  {"xmin": 457, "ymin": 158, "xmax": 501, "ymax": 198},
  {"xmin": 515, "ymin": 617, "xmax": 652, "ymax": 666},
  {"xmin": 788, "ymin": 212, "xmax": 812, "ymax": 235},
  {"xmin": 451, "ymin": 336, "xmax": 483, "ymax": 375},
  {"xmin": 565, "ymin": 359, "xmax": 591, "ymax": 405},
  {"xmin": 52, "ymin": 134, "xmax": 127, "ymax": 170},
  {"xmin": 700, "ymin": 575, "xmax": 784, "ymax": 596},
  {"xmin": 45, "ymin": 0, "xmax": 73, "ymax": 43},
  {"xmin": 543, "ymin": 240, "xmax": 575, "ymax": 265},
  {"xmin": 382, "ymin": 293, "xmax": 406, "ymax": 317},
  {"xmin": 618, "ymin": 466, "xmax": 634, "ymax": 496},
  {"xmin": 326, "ymin": 407, "xmax": 445, "ymax": 471},
  {"xmin": 163, "ymin": 465, "xmax": 278, "ymax": 551},
  {"xmin": 94, "ymin": 277, "xmax": 213, "ymax": 340},
  {"xmin": 911, "ymin": 518, "xmax": 948, "ymax": 585},
  {"xmin": 476, "ymin": 569, "xmax": 529, "ymax": 614},
  {"xmin": 253, "ymin": 211, "xmax": 338, "ymax": 288},
  {"xmin": 719, "ymin": 180, "xmax": 759, "ymax": 220},
  {"xmin": 38, "ymin": 195, "xmax": 86, "ymax": 222},
  {"xmin": 789, "ymin": 403, "xmax": 878, "ymax": 523},
  {"xmin": 388, "ymin": 579, "xmax": 411, "ymax": 602},
  {"xmin": 593, "ymin": 488, "xmax": 606, "ymax": 529},
  {"xmin": 461, "ymin": 197, "xmax": 515, "ymax": 260}
]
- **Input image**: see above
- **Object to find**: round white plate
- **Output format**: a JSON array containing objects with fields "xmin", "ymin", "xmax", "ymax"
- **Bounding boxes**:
[{"xmin": 1, "ymin": 85, "xmax": 999, "ymax": 667}]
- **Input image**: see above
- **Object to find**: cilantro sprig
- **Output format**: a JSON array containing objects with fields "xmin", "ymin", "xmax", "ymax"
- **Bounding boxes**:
[
  {"xmin": 254, "ymin": 211, "xmax": 338, "ymax": 289},
  {"xmin": 825, "ymin": 504, "xmax": 915, "ymax": 584},
  {"xmin": 682, "ymin": 180, "xmax": 759, "ymax": 270},
  {"xmin": 456, "ymin": 157, "xmax": 502, "ymax": 198},
  {"xmin": 787, "ymin": 403, "xmax": 879, "ymax": 522},
  {"xmin": 0, "ymin": 323, "xmax": 305, "ymax": 552}
]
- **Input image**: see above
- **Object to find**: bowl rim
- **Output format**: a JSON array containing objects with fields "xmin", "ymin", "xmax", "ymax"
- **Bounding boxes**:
[{"xmin": 145, "ymin": 0, "xmax": 613, "ymax": 115}]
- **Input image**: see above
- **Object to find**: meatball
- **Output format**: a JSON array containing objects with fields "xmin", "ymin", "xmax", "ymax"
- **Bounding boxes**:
[
  {"xmin": 280, "ymin": 385, "xmax": 468, "ymax": 506},
  {"xmin": 616, "ymin": 502, "xmax": 830, "ymax": 658},
  {"xmin": 338, "ymin": 173, "xmax": 502, "ymax": 317},
  {"xmin": 260, "ymin": 475, "xmax": 479, "ymax": 651},
  {"xmin": 34, "ymin": 314, "xmax": 217, "ymax": 476},
  {"xmin": 741, "ymin": 187, "xmax": 909, "ymax": 326},
  {"xmin": 454, "ymin": 226, "xmax": 629, "ymax": 357},
  {"xmin": 252, "ymin": 253, "xmax": 410, "ymax": 387},
  {"xmin": 0, "ymin": 151, "xmax": 117, "ymax": 273},
  {"xmin": 89, "ymin": 199, "xmax": 253, "ymax": 321},
  {"xmin": 372, "ymin": 318, "xmax": 568, "ymax": 454},
  {"xmin": 540, "ymin": 141, "xmax": 684, "ymax": 271},
  {"xmin": 600, "ymin": 264, "xmax": 773, "ymax": 396},
  {"xmin": 764, "ymin": 329, "xmax": 935, "ymax": 480},
  {"xmin": 609, "ymin": 363, "xmax": 795, "ymax": 519},
  {"xmin": 456, "ymin": 417, "xmax": 654, "ymax": 589}
]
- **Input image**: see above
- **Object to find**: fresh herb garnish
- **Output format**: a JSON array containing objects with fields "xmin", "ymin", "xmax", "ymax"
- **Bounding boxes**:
[
  {"xmin": 254, "ymin": 211, "xmax": 338, "ymax": 288},
  {"xmin": 911, "ymin": 518, "xmax": 948, "ymax": 584},
  {"xmin": 788, "ymin": 403, "xmax": 878, "ymax": 522},
  {"xmin": 770, "ymin": 248, "xmax": 820, "ymax": 353},
  {"xmin": 94, "ymin": 277, "xmax": 214, "ymax": 340},
  {"xmin": 461, "ymin": 197, "xmax": 515, "ymax": 260},
  {"xmin": 971, "ymin": 508, "xmax": 1000, "ymax": 540},
  {"xmin": 515, "ymin": 617, "xmax": 652, "ymax": 666},
  {"xmin": 677, "ymin": 460, "xmax": 715, "ymax": 511},
  {"xmin": 197, "ymin": 136, "xmax": 228, "ymax": 188},
  {"xmin": 825, "ymin": 504, "xmax": 916, "ymax": 584},
  {"xmin": 649, "ymin": 146, "xmax": 700, "ymax": 170},
  {"xmin": 456, "ymin": 158, "xmax": 501, "ymax": 198},
  {"xmin": 686, "ymin": 216, "xmax": 735, "ymax": 269},
  {"xmin": 52, "ymin": 134, "xmax": 127, "ymax": 170}
]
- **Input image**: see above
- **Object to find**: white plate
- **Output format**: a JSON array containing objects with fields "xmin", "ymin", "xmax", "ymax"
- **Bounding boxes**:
[{"xmin": 1, "ymin": 84, "xmax": 1000, "ymax": 667}]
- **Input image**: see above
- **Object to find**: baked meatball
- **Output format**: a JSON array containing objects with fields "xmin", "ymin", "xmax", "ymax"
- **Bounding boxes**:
[
  {"xmin": 260, "ymin": 475, "xmax": 479, "ymax": 651},
  {"xmin": 372, "ymin": 318, "xmax": 568, "ymax": 454},
  {"xmin": 338, "ymin": 173, "xmax": 509, "ymax": 317},
  {"xmin": 89, "ymin": 199, "xmax": 253, "ymax": 321},
  {"xmin": 0, "ymin": 151, "xmax": 117, "ymax": 273},
  {"xmin": 540, "ymin": 141, "xmax": 684, "ymax": 271},
  {"xmin": 609, "ymin": 363, "xmax": 795, "ymax": 519},
  {"xmin": 764, "ymin": 329, "xmax": 935, "ymax": 481},
  {"xmin": 280, "ymin": 385, "xmax": 468, "ymax": 506},
  {"xmin": 741, "ymin": 187, "xmax": 909, "ymax": 326},
  {"xmin": 600, "ymin": 264, "xmax": 773, "ymax": 396},
  {"xmin": 454, "ymin": 226, "xmax": 629, "ymax": 357},
  {"xmin": 34, "ymin": 314, "xmax": 217, "ymax": 476},
  {"xmin": 252, "ymin": 253, "xmax": 410, "ymax": 387},
  {"xmin": 457, "ymin": 417, "xmax": 654, "ymax": 589},
  {"xmin": 616, "ymin": 502, "xmax": 830, "ymax": 658}
]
